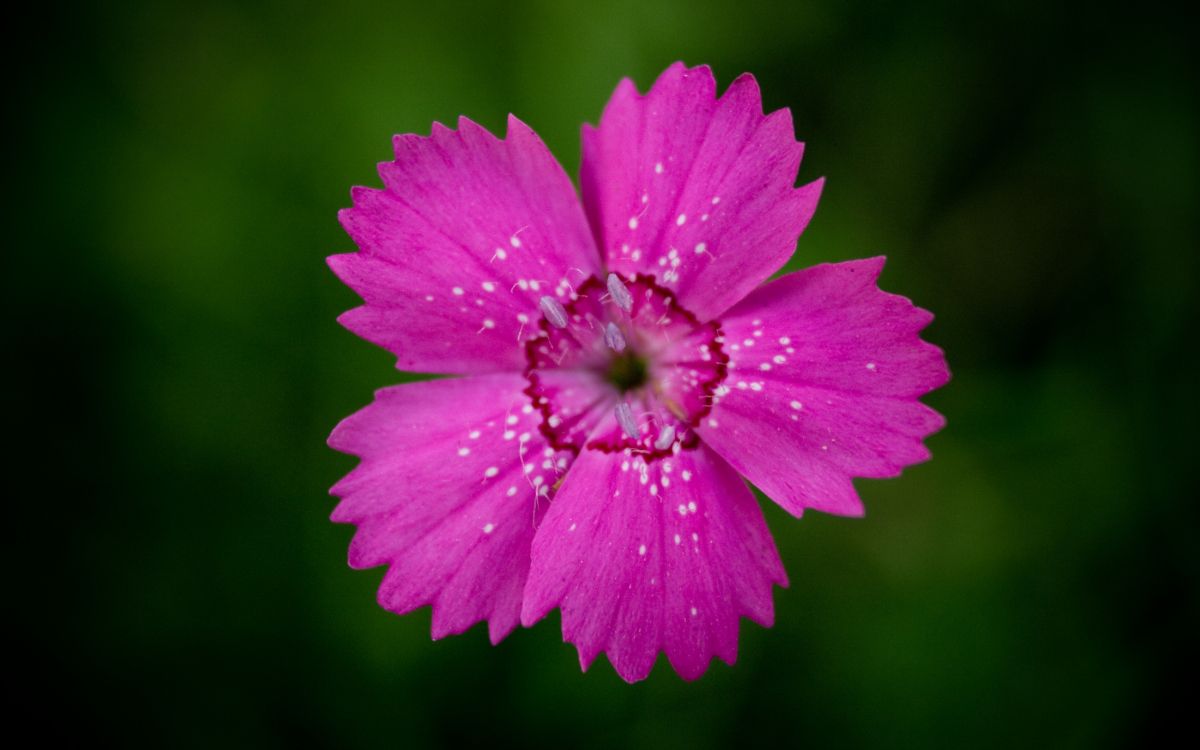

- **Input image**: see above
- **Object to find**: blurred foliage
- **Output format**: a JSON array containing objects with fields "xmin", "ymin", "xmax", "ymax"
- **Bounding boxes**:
[{"xmin": 10, "ymin": 0, "xmax": 1196, "ymax": 747}]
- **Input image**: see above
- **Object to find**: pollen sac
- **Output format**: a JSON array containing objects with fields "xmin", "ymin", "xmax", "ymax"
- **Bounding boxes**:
[
  {"xmin": 539, "ymin": 295, "xmax": 569, "ymax": 329},
  {"xmin": 604, "ymin": 322, "xmax": 626, "ymax": 352},
  {"xmin": 615, "ymin": 401, "xmax": 640, "ymax": 439},
  {"xmin": 607, "ymin": 273, "xmax": 633, "ymax": 312},
  {"xmin": 653, "ymin": 424, "xmax": 676, "ymax": 450}
]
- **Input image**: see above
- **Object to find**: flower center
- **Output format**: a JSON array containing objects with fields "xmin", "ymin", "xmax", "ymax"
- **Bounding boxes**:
[
  {"xmin": 605, "ymin": 351, "xmax": 648, "ymax": 392},
  {"xmin": 523, "ymin": 273, "xmax": 728, "ymax": 459}
]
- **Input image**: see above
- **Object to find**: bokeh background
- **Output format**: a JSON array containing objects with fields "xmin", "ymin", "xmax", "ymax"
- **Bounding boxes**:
[{"xmin": 13, "ymin": 0, "xmax": 1196, "ymax": 746}]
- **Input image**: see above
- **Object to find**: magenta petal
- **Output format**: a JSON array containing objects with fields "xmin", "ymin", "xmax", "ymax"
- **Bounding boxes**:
[
  {"xmin": 580, "ymin": 62, "xmax": 823, "ymax": 321},
  {"xmin": 329, "ymin": 374, "xmax": 572, "ymax": 644},
  {"xmin": 521, "ymin": 440, "xmax": 787, "ymax": 683},
  {"xmin": 699, "ymin": 257, "xmax": 950, "ymax": 517},
  {"xmin": 334, "ymin": 115, "xmax": 601, "ymax": 374}
]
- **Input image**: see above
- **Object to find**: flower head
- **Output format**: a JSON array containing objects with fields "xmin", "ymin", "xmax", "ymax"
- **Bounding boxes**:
[{"xmin": 328, "ymin": 63, "xmax": 949, "ymax": 682}]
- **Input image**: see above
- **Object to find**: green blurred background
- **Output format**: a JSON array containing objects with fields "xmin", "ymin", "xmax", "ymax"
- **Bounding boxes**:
[{"xmin": 13, "ymin": 0, "xmax": 1196, "ymax": 746}]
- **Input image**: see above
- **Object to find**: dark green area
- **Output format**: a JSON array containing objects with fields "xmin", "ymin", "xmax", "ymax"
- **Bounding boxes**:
[
  {"xmin": 11, "ymin": 0, "xmax": 1196, "ymax": 747},
  {"xmin": 607, "ymin": 351, "xmax": 649, "ymax": 393}
]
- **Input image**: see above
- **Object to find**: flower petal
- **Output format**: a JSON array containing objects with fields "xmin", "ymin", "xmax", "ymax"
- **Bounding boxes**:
[
  {"xmin": 521, "ymin": 437, "xmax": 786, "ymax": 683},
  {"xmin": 329, "ymin": 374, "xmax": 571, "ymax": 644},
  {"xmin": 698, "ymin": 257, "xmax": 950, "ymax": 517},
  {"xmin": 581, "ymin": 62, "xmax": 823, "ymax": 321},
  {"xmin": 333, "ymin": 115, "xmax": 601, "ymax": 373}
]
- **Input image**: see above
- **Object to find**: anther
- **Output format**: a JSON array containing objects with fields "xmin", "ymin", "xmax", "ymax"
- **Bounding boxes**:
[
  {"xmin": 654, "ymin": 424, "xmax": 676, "ymax": 450},
  {"xmin": 604, "ymin": 322, "xmax": 626, "ymax": 352},
  {"xmin": 615, "ymin": 402, "xmax": 640, "ymax": 440},
  {"xmin": 539, "ymin": 296, "xmax": 568, "ymax": 329},
  {"xmin": 607, "ymin": 273, "xmax": 633, "ymax": 312}
]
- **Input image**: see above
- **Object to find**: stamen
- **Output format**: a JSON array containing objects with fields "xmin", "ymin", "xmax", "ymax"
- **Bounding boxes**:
[
  {"xmin": 539, "ymin": 295, "xmax": 568, "ymax": 329},
  {"xmin": 604, "ymin": 322, "xmax": 626, "ymax": 352},
  {"xmin": 607, "ymin": 273, "xmax": 633, "ymax": 312},
  {"xmin": 654, "ymin": 424, "xmax": 676, "ymax": 450},
  {"xmin": 615, "ymin": 402, "xmax": 640, "ymax": 440}
]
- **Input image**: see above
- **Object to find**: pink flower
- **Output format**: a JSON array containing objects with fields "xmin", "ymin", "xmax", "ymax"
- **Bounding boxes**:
[{"xmin": 328, "ymin": 62, "xmax": 949, "ymax": 682}]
